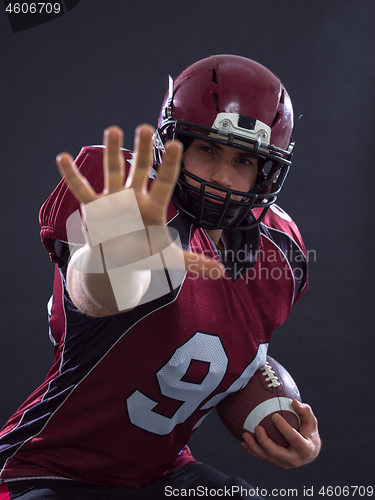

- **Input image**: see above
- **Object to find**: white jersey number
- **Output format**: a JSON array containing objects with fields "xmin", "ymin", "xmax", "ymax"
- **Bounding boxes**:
[
  {"xmin": 125, "ymin": 332, "xmax": 268, "ymax": 435},
  {"xmin": 126, "ymin": 332, "xmax": 227, "ymax": 435}
]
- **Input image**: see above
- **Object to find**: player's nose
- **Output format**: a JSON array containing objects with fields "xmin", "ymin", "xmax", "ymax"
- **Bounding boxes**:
[{"xmin": 210, "ymin": 159, "xmax": 232, "ymax": 188}]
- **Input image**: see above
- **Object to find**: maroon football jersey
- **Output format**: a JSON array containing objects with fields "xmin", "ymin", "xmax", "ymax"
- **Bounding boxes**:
[{"xmin": 0, "ymin": 147, "xmax": 308, "ymax": 488}]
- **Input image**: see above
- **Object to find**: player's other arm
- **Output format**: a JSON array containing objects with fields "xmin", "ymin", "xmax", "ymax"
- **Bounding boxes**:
[{"xmin": 242, "ymin": 399, "xmax": 321, "ymax": 468}]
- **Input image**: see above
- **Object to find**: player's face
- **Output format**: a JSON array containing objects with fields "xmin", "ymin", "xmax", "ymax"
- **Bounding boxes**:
[{"xmin": 182, "ymin": 139, "xmax": 259, "ymax": 202}]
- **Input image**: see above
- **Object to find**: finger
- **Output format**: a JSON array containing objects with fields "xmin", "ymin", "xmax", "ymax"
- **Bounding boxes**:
[
  {"xmin": 148, "ymin": 140, "xmax": 182, "ymax": 208},
  {"xmin": 292, "ymin": 401, "xmax": 318, "ymax": 433},
  {"xmin": 241, "ymin": 431, "xmax": 263, "ymax": 457},
  {"xmin": 103, "ymin": 126, "xmax": 125, "ymax": 194},
  {"xmin": 253, "ymin": 424, "xmax": 294, "ymax": 460},
  {"xmin": 241, "ymin": 430, "xmax": 286, "ymax": 466},
  {"xmin": 292, "ymin": 400, "xmax": 313, "ymax": 421},
  {"xmin": 243, "ymin": 427, "xmax": 296, "ymax": 468},
  {"xmin": 127, "ymin": 124, "xmax": 155, "ymax": 191},
  {"xmin": 56, "ymin": 152, "xmax": 97, "ymax": 204},
  {"xmin": 271, "ymin": 413, "xmax": 304, "ymax": 446}
]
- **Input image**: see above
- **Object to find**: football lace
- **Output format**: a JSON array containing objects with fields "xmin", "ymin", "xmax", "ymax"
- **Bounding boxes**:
[{"xmin": 260, "ymin": 362, "xmax": 281, "ymax": 388}]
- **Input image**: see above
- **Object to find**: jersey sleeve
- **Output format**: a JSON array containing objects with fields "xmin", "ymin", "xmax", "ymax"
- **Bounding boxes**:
[{"xmin": 39, "ymin": 146, "xmax": 133, "ymax": 263}]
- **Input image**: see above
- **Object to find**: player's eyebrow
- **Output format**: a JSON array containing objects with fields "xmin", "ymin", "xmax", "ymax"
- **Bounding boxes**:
[
  {"xmin": 199, "ymin": 139, "xmax": 259, "ymax": 160},
  {"xmin": 235, "ymin": 150, "xmax": 259, "ymax": 160}
]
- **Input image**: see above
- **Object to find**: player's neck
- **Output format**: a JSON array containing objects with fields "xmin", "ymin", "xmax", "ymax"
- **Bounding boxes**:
[{"xmin": 206, "ymin": 229, "xmax": 224, "ymax": 252}]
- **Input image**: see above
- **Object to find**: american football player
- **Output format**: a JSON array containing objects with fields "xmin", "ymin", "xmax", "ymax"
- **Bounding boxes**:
[{"xmin": 0, "ymin": 55, "xmax": 321, "ymax": 500}]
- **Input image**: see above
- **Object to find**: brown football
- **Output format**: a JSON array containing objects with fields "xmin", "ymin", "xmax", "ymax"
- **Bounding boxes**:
[{"xmin": 216, "ymin": 356, "xmax": 301, "ymax": 447}]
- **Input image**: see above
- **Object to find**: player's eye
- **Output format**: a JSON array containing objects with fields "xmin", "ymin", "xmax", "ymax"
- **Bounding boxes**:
[
  {"xmin": 198, "ymin": 145, "xmax": 213, "ymax": 154},
  {"xmin": 236, "ymin": 157, "xmax": 256, "ymax": 166}
]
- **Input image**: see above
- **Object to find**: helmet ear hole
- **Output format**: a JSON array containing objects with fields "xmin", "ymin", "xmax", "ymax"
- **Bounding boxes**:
[
  {"xmin": 270, "ymin": 112, "xmax": 281, "ymax": 128},
  {"xmin": 212, "ymin": 92, "xmax": 219, "ymax": 111}
]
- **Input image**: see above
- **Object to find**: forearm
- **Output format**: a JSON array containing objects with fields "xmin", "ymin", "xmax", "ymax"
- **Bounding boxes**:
[{"xmin": 67, "ymin": 244, "xmax": 151, "ymax": 317}]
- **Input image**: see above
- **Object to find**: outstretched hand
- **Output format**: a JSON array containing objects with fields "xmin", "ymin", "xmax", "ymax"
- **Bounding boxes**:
[
  {"xmin": 241, "ymin": 399, "xmax": 321, "ymax": 469},
  {"xmin": 56, "ymin": 124, "xmax": 225, "ymax": 279}
]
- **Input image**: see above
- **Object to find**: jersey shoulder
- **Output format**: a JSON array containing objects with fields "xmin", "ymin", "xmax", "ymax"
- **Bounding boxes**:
[
  {"xmin": 39, "ymin": 146, "xmax": 133, "ymax": 262},
  {"xmin": 257, "ymin": 204, "xmax": 306, "ymax": 256},
  {"xmin": 256, "ymin": 205, "xmax": 308, "ymax": 302}
]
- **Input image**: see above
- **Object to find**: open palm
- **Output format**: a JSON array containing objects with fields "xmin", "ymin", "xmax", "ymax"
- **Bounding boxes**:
[{"xmin": 56, "ymin": 124, "xmax": 224, "ymax": 279}]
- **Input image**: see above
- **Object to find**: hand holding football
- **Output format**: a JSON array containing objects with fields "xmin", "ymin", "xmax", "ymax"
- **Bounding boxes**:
[{"xmin": 216, "ymin": 356, "xmax": 301, "ymax": 447}]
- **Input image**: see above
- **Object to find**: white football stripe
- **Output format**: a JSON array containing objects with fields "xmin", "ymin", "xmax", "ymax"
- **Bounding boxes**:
[{"xmin": 243, "ymin": 397, "xmax": 300, "ymax": 433}]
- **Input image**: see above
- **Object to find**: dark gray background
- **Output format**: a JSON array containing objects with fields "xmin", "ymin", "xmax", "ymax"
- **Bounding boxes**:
[{"xmin": 0, "ymin": 0, "xmax": 374, "ymax": 495}]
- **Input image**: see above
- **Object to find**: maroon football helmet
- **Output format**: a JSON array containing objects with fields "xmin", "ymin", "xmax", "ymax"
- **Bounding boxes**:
[{"xmin": 154, "ymin": 55, "xmax": 295, "ymax": 231}]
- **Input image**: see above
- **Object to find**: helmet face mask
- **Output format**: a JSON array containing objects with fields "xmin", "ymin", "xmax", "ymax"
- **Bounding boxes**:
[{"xmin": 154, "ymin": 55, "xmax": 295, "ymax": 231}]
